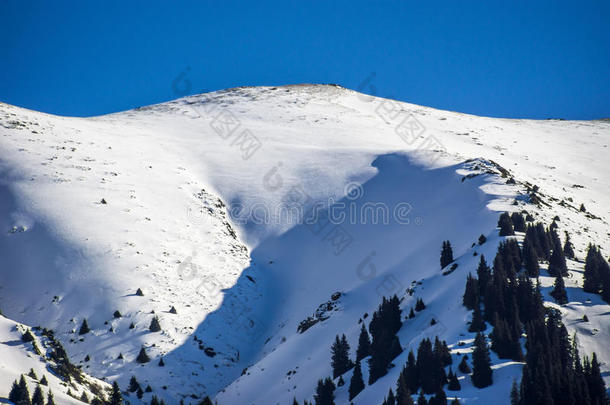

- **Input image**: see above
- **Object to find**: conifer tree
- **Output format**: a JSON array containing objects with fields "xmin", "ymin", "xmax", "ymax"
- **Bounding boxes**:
[
  {"xmin": 476, "ymin": 256, "xmax": 491, "ymax": 296},
  {"xmin": 447, "ymin": 370, "xmax": 461, "ymax": 391},
  {"xmin": 331, "ymin": 334, "xmax": 352, "ymax": 378},
  {"xmin": 356, "ymin": 324, "xmax": 371, "ymax": 361},
  {"xmin": 136, "ymin": 346, "xmax": 150, "ymax": 363},
  {"xmin": 587, "ymin": 353, "xmax": 607, "ymax": 405},
  {"xmin": 22, "ymin": 329, "xmax": 35, "ymax": 342},
  {"xmin": 550, "ymin": 274, "xmax": 568, "ymax": 304},
  {"xmin": 384, "ymin": 389, "xmax": 396, "ymax": 405},
  {"xmin": 440, "ymin": 241, "xmax": 454, "ymax": 269},
  {"xmin": 348, "ymin": 361, "xmax": 365, "ymax": 400},
  {"xmin": 415, "ymin": 298, "xmax": 426, "ymax": 312},
  {"xmin": 314, "ymin": 377, "xmax": 335, "ymax": 405},
  {"xmin": 39, "ymin": 375, "xmax": 48, "ymax": 386},
  {"xmin": 510, "ymin": 380, "xmax": 520, "ymax": 405},
  {"xmin": 429, "ymin": 388, "xmax": 447, "ymax": 405},
  {"xmin": 471, "ymin": 333, "xmax": 493, "ymax": 388},
  {"xmin": 563, "ymin": 231, "xmax": 575, "ymax": 259},
  {"xmin": 113, "ymin": 310, "xmax": 122, "ymax": 318},
  {"xmin": 522, "ymin": 239, "xmax": 539, "ymax": 277},
  {"xmin": 468, "ymin": 304, "xmax": 485, "ymax": 333},
  {"xmin": 548, "ymin": 240, "xmax": 568, "ymax": 277},
  {"xmin": 510, "ymin": 212, "xmax": 526, "ymax": 232},
  {"xmin": 109, "ymin": 382, "xmax": 122, "ymax": 405},
  {"xmin": 46, "ymin": 390, "xmax": 56, "ymax": 405},
  {"xmin": 498, "ymin": 213, "xmax": 514, "ymax": 236},
  {"xmin": 458, "ymin": 356, "xmax": 471, "ymax": 374},
  {"xmin": 396, "ymin": 373, "xmax": 414, "ymax": 405},
  {"xmin": 80, "ymin": 391, "xmax": 89, "ymax": 404},
  {"xmin": 149, "ymin": 316, "xmax": 162, "ymax": 332},
  {"xmin": 128, "ymin": 376, "xmax": 140, "ymax": 392},
  {"xmin": 79, "ymin": 319, "xmax": 90, "ymax": 335},
  {"xmin": 31, "ymin": 386, "xmax": 44, "ymax": 405},
  {"xmin": 17, "ymin": 375, "xmax": 31, "ymax": 405},
  {"xmin": 402, "ymin": 350, "xmax": 418, "ymax": 393},
  {"xmin": 462, "ymin": 274, "xmax": 478, "ymax": 310}
]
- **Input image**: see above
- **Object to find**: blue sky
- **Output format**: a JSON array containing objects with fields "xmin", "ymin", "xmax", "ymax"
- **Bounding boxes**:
[{"xmin": 1, "ymin": 1, "xmax": 609, "ymax": 119}]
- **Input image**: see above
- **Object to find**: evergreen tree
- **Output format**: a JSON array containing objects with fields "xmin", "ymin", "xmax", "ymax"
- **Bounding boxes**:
[
  {"xmin": 563, "ymin": 231, "xmax": 575, "ymax": 259},
  {"xmin": 471, "ymin": 333, "xmax": 493, "ymax": 388},
  {"xmin": 440, "ymin": 241, "xmax": 454, "ymax": 269},
  {"xmin": 113, "ymin": 310, "xmax": 122, "ymax": 318},
  {"xmin": 356, "ymin": 324, "xmax": 371, "ymax": 361},
  {"xmin": 586, "ymin": 353, "xmax": 607, "ymax": 405},
  {"xmin": 522, "ymin": 239, "xmax": 539, "ymax": 277},
  {"xmin": 409, "ymin": 307, "xmax": 416, "ymax": 319},
  {"xmin": 80, "ymin": 391, "xmax": 89, "ymax": 404},
  {"xmin": 510, "ymin": 379, "xmax": 520, "ymax": 405},
  {"xmin": 468, "ymin": 304, "xmax": 486, "ymax": 333},
  {"xmin": 136, "ymin": 387, "xmax": 144, "ymax": 399},
  {"xmin": 548, "ymin": 240, "xmax": 568, "ymax": 277},
  {"xmin": 79, "ymin": 319, "xmax": 90, "ymax": 335},
  {"xmin": 128, "ymin": 376, "xmax": 140, "ymax": 392},
  {"xmin": 158, "ymin": 357, "xmax": 165, "ymax": 366},
  {"xmin": 136, "ymin": 346, "xmax": 150, "ymax": 363},
  {"xmin": 149, "ymin": 316, "xmax": 162, "ymax": 332},
  {"xmin": 46, "ymin": 391, "xmax": 56, "ymax": 405},
  {"xmin": 403, "ymin": 350, "xmax": 419, "ymax": 393},
  {"xmin": 429, "ymin": 388, "xmax": 447, "ymax": 405},
  {"xmin": 314, "ymin": 377, "xmax": 335, "ymax": 405},
  {"xmin": 498, "ymin": 212, "xmax": 515, "ymax": 236},
  {"xmin": 368, "ymin": 295, "xmax": 403, "ymax": 384},
  {"xmin": 511, "ymin": 212, "xmax": 526, "ymax": 232},
  {"xmin": 109, "ymin": 382, "xmax": 122, "ymax": 405},
  {"xmin": 415, "ymin": 298, "xmax": 426, "ymax": 312},
  {"xmin": 348, "ymin": 361, "xmax": 365, "ymax": 400},
  {"xmin": 31, "ymin": 386, "xmax": 44, "ymax": 405},
  {"xmin": 478, "ymin": 234, "xmax": 487, "ymax": 245},
  {"xmin": 476, "ymin": 256, "xmax": 491, "ymax": 296},
  {"xmin": 384, "ymin": 389, "xmax": 396, "ymax": 405},
  {"xmin": 462, "ymin": 274, "xmax": 478, "ymax": 310},
  {"xmin": 447, "ymin": 370, "xmax": 461, "ymax": 391},
  {"xmin": 17, "ymin": 375, "xmax": 31, "ymax": 405},
  {"xmin": 550, "ymin": 275, "xmax": 568, "ymax": 304},
  {"xmin": 39, "ymin": 375, "xmax": 48, "ymax": 386},
  {"xmin": 458, "ymin": 356, "xmax": 470, "ymax": 374},
  {"xmin": 396, "ymin": 373, "xmax": 414, "ymax": 405}
]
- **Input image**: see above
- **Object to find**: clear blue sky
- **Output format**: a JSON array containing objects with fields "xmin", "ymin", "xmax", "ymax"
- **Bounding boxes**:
[{"xmin": 1, "ymin": 1, "xmax": 609, "ymax": 119}]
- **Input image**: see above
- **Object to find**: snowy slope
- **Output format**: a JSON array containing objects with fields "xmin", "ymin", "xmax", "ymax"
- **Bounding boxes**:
[{"xmin": 0, "ymin": 84, "xmax": 609, "ymax": 404}]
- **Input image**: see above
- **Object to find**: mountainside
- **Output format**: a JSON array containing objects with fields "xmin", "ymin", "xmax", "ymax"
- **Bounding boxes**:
[{"xmin": 1, "ymin": 84, "xmax": 609, "ymax": 404}]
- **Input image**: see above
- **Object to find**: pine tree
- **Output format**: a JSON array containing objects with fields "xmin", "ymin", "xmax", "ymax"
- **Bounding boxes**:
[
  {"xmin": 314, "ymin": 377, "xmax": 335, "ymax": 405},
  {"xmin": 471, "ymin": 333, "xmax": 493, "ymax": 388},
  {"xmin": 136, "ymin": 346, "xmax": 150, "ymax": 363},
  {"xmin": 409, "ymin": 307, "xmax": 416, "ymax": 319},
  {"xmin": 356, "ymin": 324, "xmax": 371, "ymax": 361},
  {"xmin": 46, "ymin": 390, "xmax": 56, "ymax": 405},
  {"xmin": 31, "ymin": 386, "xmax": 44, "ymax": 405},
  {"xmin": 149, "ymin": 316, "xmax": 162, "ymax": 332},
  {"xmin": 587, "ymin": 353, "xmax": 607, "ymax": 405},
  {"xmin": 550, "ymin": 275, "xmax": 568, "ymax": 304},
  {"xmin": 136, "ymin": 288, "xmax": 144, "ymax": 296},
  {"xmin": 462, "ymin": 274, "xmax": 479, "ymax": 310},
  {"xmin": 429, "ymin": 388, "xmax": 447, "ymax": 405},
  {"xmin": 468, "ymin": 304, "xmax": 485, "ymax": 333},
  {"xmin": 158, "ymin": 357, "xmax": 165, "ymax": 366},
  {"xmin": 27, "ymin": 368, "xmax": 37, "ymax": 380},
  {"xmin": 109, "ymin": 382, "xmax": 122, "ymax": 405},
  {"xmin": 498, "ymin": 212, "xmax": 515, "ymax": 236},
  {"xmin": 447, "ymin": 370, "xmax": 461, "ymax": 391},
  {"xmin": 522, "ymin": 239, "xmax": 539, "ymax": 277},
  {"xmin": 478, "ymin": 234, "xmax": 486, "ymax": 245},
  {"xmin": 349, "ymin": 361, "xmax": 365, "ymax": 400},
  {"xmin": 510, "ymin": 379, "xmax": 520, "ymax": 405},
  {"xmin": 39, "ymin": 375, "xmax": 48, "ymax": 386},
  {"xmin": 136, "ymin": 386, "xmax": 144, "ymax": 399},
  {"xmin": 113, "ymin": 310, "xmax": 122, "ymax": 318},
  {"xmin": 440, "ymin": 241, "xmax": 454, "ymax": 269},
  {"xmin": 17, "ymin": 375, "xmax": 31, "ymax": 405},
  {"xmin": 79, "ymin": 319, "xmax": 90, "ymax": 335},
  {"xmin": 511, "ymin": 212, "xmax": 526, "ymax": 232},
  {"xmin": 563, "ymin": 231, "xmax": 575, "ymax": 259},
  {"xmin": 80, "ymin": 392, "xmax": 89, "ymax": 403},
  {"xmin": 458, "ymin": 356, "xmax": 470, "ymax": 374},
  {"xmin": 476, "ymin": 256, "xmax": 491, "ymax": 296},
  {"xmin": 331, "ymin": 334, "xmax": 352, "ymax": 378},
  {"xmin": 385, "ymin": 388, "xmax": 396, "ymax": 405},
  {"xmin": 396, "ymin": 373, "xmax": 414, "ymax": 405},
  {"xmin": 548, "ymin": 240, "xmax": 568, "ymax": 277},
  {"xmin": 128, "ymin": 375, "xmax": 140, "ymax": 392},
  {"xmin": 415, "ymin": 298, "xmax": 426, "ymax": 312}
]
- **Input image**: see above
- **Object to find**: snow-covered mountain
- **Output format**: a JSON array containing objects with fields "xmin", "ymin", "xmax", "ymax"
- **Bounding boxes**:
[{"xmin": 1, "ymin": 84, "xmax": 609, "ymax": 404}]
